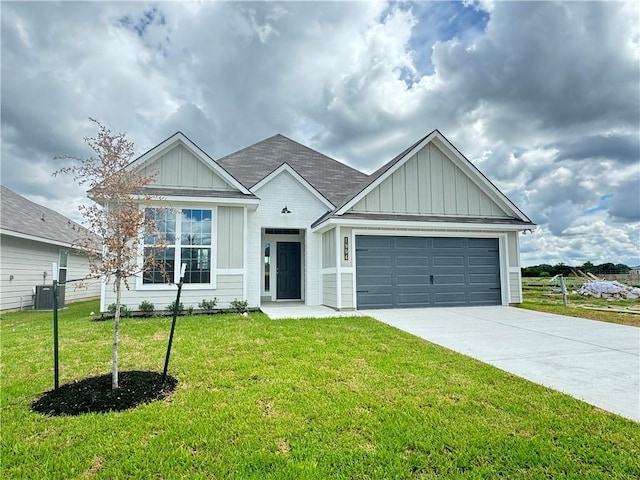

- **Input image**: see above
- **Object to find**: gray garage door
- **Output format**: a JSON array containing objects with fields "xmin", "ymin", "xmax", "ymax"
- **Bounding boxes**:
[{"xmin": 356, "ymin": 236, "xmax": 501, "ymax": 309}]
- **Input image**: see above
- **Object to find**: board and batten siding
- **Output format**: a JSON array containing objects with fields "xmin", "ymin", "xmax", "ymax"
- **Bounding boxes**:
[
  {"xmin": 142, "ymin": 144, "xmax": 236, "ymax": 190},
  {"xmin": 509, "ymin": 271, "xmax": 522, "ymax": 303},
  {"xmin": 0, "ymin": 235, "xmax": 100, "ymax": 311},
  {"xmin": 351, "ymin": 143, "xmax": 509, "ymax": 218},
  {"xmin": 322, "ymin": 229, "xmax": 336, "ymax": 268},
  {"xmin": 217, "ymin": 206, "xmax": 244, "ymax": 269}
]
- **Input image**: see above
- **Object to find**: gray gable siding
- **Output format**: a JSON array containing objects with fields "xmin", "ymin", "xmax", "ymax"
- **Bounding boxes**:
[
  {"xmin": 141, "ymin": 144, "xmax": 237, "ymax": 191},
  {"xmin": 351, "ymin": 142, "xmax": 510, "ymax": 218},
  {"xmin": 217, "ymin": 134, "xmax": 368, "ymax": 206}
]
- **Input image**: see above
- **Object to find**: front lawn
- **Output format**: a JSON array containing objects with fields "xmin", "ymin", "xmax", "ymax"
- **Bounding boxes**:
[{"xmin": 2, "ymin": 300, "xmax": 638, "ymax": 479}]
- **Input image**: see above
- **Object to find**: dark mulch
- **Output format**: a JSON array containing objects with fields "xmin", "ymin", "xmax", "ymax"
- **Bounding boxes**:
[{"xmin": 31, "ymin": 371, "xmax": 178, "ymax": 416}]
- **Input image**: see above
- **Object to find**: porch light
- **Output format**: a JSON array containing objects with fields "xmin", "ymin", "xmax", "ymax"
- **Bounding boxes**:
[{"xmin": 281, "ymin": 206, "xmax": 291, "ymax": 214}]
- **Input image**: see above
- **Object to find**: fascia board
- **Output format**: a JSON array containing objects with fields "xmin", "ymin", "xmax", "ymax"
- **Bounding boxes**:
[
  {"xmin": 431, "ymin": 133, "xmax": 532, "ymax": 223},
  {"xmin": 335, "ymin": 130, "xmax": 439, "ymax": 215},
  {"xmin": 128, "ymin": 133, "xmax": 253, "ymax": 195},
  {"xmin": 334, "ymin": 130, "xmax": 531, "ymax": 224},
  {"xmin": 131, "ymin": 195, "xmax": 260, "ymax": 208},
  {"xmin": 311, "ymin": 217, "xmax": 536, "ymax": 233},
  {"xmin": 0, "ymin": 228, "xmax": 101, "ymax": 251},
  {"xmin": 251, "ymin": 163, "xmax": 335, "ymax": 209}
]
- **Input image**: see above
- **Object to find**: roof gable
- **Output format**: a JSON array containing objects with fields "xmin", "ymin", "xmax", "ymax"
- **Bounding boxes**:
[
  {"xmin": 252, "ymin": 163, "xmax": 334, "ymax": 209},
  {"xmin": 217, "ymin": 134, "xmax": 368, "ymax": 205},
  {"xmin": 133, "ymin": 132, "xmax": 251, "ymax": 195},
  {"xmin": 335, "ymin": 130, "xmax": 532, "ymax": 223}
]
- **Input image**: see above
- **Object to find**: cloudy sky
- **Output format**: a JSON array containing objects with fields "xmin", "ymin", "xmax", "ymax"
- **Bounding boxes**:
[{"xmin": 1, "ymin": 1, "xmax": 639, "ymax": 267}]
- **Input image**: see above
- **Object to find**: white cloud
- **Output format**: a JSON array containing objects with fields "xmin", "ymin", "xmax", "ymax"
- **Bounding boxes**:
[{"xmin": 1, "ymin": 1, "xmax": 638, "ymax": 267}]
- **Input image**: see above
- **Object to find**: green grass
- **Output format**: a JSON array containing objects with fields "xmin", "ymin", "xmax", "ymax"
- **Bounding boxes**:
[
  {"xmin": 520, "ymin": 277, "xmax": 640, "ymax": 327},
  {"xmin": 2, "ymin": 300, "xmax": 639, "ymax": 479}
]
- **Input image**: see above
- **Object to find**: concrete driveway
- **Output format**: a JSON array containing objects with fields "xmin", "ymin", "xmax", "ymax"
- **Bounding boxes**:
[{"xmin": 363, "ymin": 306, "xmax": 639, "ymax": 422}]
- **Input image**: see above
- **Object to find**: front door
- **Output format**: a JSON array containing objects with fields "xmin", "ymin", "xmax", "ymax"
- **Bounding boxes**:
[{"xmin": 277, "ymin": 242, "xmax": 301, "ymax": 299}]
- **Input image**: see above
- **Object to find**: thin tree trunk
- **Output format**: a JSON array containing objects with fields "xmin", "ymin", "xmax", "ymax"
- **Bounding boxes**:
[{"xmin": 112, "ymin": 273, "xmax": 121, "ymax": 389}]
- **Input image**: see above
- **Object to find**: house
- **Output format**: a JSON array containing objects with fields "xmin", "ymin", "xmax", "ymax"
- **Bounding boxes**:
[
  {"xmin": 630, "ymin": 266, "xmax": 640, "ymax": 275},
  {"xmin": 100, "ymin": 129, "xmax": 534, "ymax": 312},
  {"xmin": 0, "ymin": 185, "xmax": 101, "ymax": 311}
]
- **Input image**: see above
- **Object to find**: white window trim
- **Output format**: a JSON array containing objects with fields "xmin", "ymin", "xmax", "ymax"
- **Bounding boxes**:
[{"xmin": 136, "ymin": 205, "xmax": 217, "ymax": 290}]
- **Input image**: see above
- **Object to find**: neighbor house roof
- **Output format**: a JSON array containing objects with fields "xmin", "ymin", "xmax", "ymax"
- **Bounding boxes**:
[
  {"xmin": 0, "ymin": 185, "xmax": 98, "ymax": 248},
  {"xmin": 217, "ymin": 134, "xmax": 368, "ymax": 206}
]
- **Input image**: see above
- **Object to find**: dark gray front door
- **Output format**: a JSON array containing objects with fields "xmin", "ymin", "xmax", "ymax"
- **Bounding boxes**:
[
  {"xmin": 277, "ymin": 242, "xmax": 301, "ymax": 299},
  {"xmin": 356, "ymin": 236, "xmax": 501, "ymax": 309}
]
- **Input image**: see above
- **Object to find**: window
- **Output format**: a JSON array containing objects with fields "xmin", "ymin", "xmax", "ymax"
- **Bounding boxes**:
[
  {"xmin": 143, "ymin": 208, "xmax": 212, "ymax": 285},
  {"xmin": 58, "ymin": 250, "xmax": 68, "ymax": 284},
  {"xmin": 264, "ymin": 242, "xmax": 271, "ymax": 292}
]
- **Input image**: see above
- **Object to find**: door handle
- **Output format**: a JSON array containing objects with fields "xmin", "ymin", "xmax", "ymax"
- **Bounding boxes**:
[{"xmin": 430, "ymin": 275, "xmax": 434, "ymax": 284}]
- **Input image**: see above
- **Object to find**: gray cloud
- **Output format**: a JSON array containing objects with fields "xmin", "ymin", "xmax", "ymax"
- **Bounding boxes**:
[{"xmin": 1, "ymin": 1, "xmax": 639, "ymax": 266}]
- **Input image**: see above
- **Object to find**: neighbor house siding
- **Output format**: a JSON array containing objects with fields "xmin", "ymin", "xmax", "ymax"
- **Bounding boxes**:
[
  {"xmin": 351, "ymin": 143, "xmax": 509, "ymax": 218},
  {"xmin": 142, "ymin": 145, "xmax": 235, "ymax": 190},
  {"xmin": 0, "ymin": 235, "xmax": 100, "ymax": 311},
  {"xmin": 217, "ymin": 206, "xmax": 244, "ymax": 269}
]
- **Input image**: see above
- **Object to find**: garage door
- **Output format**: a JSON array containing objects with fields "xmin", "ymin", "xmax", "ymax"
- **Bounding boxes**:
[{"xmin": 356, "ymin": 236, "xmax": 501, "ymax": 309}]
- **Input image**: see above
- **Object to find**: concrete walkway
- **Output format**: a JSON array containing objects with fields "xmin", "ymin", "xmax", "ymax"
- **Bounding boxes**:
[
  {"xmin": 363, "ymin": 306, "xmax": 640, "ymax": 422},
  {"xmin": 261, "ymin": 303, "xmax": 363, "ymax": 320}
]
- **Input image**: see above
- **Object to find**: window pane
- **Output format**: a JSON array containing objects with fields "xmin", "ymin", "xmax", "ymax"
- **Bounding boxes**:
[
  {"xmin": 181, "ymin": 208, "xmax": 212, "ymax": 246},
  {"xmin": 182, "ymin": 247, "xmax": 211, "ymax": 284},
  {"xmin": 143, "ymin": 247, "xmax": 175, "ymax": 284},
  {"xmin": 264, "ymin": 242, "xmax": 270, "ymax": 292},
  {"xmin": 59, "ymin": 251, "xmax": 68, "ymax": 268}
]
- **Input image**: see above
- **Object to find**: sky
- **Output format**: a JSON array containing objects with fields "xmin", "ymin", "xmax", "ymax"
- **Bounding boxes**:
[{"xmin": 1, "ymin": 0, "xmax": 639, "ymax": 267}]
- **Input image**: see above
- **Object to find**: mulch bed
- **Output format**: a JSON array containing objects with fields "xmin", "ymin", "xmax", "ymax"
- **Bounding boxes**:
[{"xmin": 31, "ymin": 371, "xmax": 178, "ymax": 416}]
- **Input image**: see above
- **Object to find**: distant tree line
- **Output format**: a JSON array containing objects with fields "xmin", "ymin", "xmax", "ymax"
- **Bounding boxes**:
[{"xmin": 521, "ymin": 262, "xmax": 632, "ymax": 277}]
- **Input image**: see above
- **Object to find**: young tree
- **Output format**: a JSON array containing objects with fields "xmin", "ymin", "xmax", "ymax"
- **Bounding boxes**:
[{"xmin": 55, "ymin": 119, "xmax": 166, "ymax": 389}]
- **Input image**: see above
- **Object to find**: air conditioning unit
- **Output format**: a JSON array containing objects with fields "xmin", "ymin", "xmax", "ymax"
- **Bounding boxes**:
[{"xmin": 34, "ymin": 285, "xmax": 66, "ymax": 310}]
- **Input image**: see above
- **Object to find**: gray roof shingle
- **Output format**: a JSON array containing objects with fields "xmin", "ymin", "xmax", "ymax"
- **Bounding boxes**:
[
  {"xmin": 0, "ymin": 185, "xmax": 97, "ymax": 246},
  {"xmin": 217, "ymin": 134, "xmax": 368, "ymax": 206}
]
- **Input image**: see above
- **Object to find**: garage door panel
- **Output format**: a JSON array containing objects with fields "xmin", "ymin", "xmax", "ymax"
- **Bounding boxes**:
[
  {"xmin": 469, "ymin": 273, "xmax": 500, "ymax": 284},
  {"xmin": 397, "ymin": 275, "xmax": 430, "ymax": 286},
  {"xmin": 435, "ymin": 274, "xmax": 466, "ymax": 285},
  {"xmin": 356, "ymin": 235, "xmax": 501, "ymax": 309},
  {"xmin": 468, "ymin": 255, "xmax": 498, "ymax": 266},
  {"xmin": 432, "ymin": 238, "xmax": 463, "ymax": 249},
  {"xmin": 395, "ymin": 236, "xmax": 429, "ymax": 249},
  {"xmin": 470, "ymin": 291, "xmax": 501, "ymax": 303},
  {"xmin": 396, "ymin": 256, "xmax": 429, "ymax": 267},
  {"xmin": 357, "ymin": 274, "xmax": 393, "ymax": 286},
  {"xmin": 433, "ymin": 255, "xmax": 465, "ymax": 267},
  {"xmin": 433, "ymin": 291, "xmax": 467, "ymax": 304},
  {"xmin": 357, "ymin": 256, "xmax": 392, "ymax": 267}
]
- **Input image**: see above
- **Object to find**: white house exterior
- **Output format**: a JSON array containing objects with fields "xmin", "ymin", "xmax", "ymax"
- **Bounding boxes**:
[
  {"xmin": 0, "ymin": 186, "xmax": 101, "ymax": 311},
  {"xmin": 101, "ymin": 130, "xmax": 534, "ymax": 312}
]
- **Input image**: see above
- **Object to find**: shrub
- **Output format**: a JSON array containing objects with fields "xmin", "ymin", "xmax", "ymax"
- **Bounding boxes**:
[
  {"xmin": 230, "ymin": 299, "xmax": 249, "ymax": 314},
  {"xmin": 165, "ymin": 301, "xmax": 185, "ymax": 314},
  {"xmin": 187, "ymin": 306, "xmax": 194, "ymax": 316},
  {"xmin": 138, "ymin": 300, "xmax": 155, "ymax": 316},
  {"xmin": 540, "ymin": 272, "xmax": 551, "ymax": 278},
  {"xmin": 107, "ymin": 303, "xmax": 130, "ymax": 318},
  {"xmin": 198, "ymin": 298, "xmax": 218, "ymax": 310}
]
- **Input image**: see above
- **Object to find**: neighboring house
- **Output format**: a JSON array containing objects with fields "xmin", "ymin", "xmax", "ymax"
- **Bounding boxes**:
[
  {"xmin": 101, "ymin": 129, "xmax": 534, "ymax": 312},
  {"xmin": 0, "ymin": 185, "xmax": 101, "ymax": 311},
  {"xmin": 630, "ymin": 266, "xmax": 640, "ymax": 275}
]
